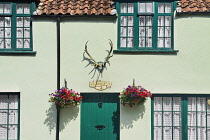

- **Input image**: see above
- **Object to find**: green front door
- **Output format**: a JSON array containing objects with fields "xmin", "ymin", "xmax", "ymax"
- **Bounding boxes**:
[{"xmin": 81, "ymin": 93, "xmax": 120, "ymax": 140}]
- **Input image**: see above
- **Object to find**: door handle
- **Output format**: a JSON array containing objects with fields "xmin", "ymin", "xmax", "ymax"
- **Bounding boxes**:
[{"xmin": 95, "ymin": 125, "xmax": 105, "ymax": 130}]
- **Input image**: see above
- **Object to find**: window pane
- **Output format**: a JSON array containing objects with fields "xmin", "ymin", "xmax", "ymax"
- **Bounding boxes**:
[
  {"xmin": 0, "ymin": 39, "xmax": 4, "ymax": 48},
  {"xmin": 146, "ymin": 37, "xmax": 152, "ymax": 47},
  {"xmin": 127, "ymin": 27, "xmax": 133, "ymax": 37},
  {"xmin": 165, "ymin": 27, "xmax": 171, "ymax": 37},
  {"xmin": 158, "ymin": 38, "xmax": 164, "ymax": 48},
  {"xmin": 139, "ymin": 16, "xmax": 145, "ymax": 26},
  {"xmin": 139, "ymin": 3, "xmax": 146, "ymax": 13},
  {"xmin": 165, "ymin": 38, "xmax": 171, "ymax": 48},
  {"xmin": 5, "ymin": 28, "xmax": 11, "ymax": 38},
  {"xmin": 0, "ymin": 110, "xmax": 8, "ymax": 124},
  {"xmin": 0, "ymin": 95, "xmax": 8, "ymax": 109},
  {"xmin": 16, "ymin": 39, "xmax": 23, "ymax": 48},
  {"xmin": 146, "ymin": 16, "xmax": 152, "ymax": 26},
  {"xmin": 120, "ymin": 38, "xmax": 126, "ymax": 47},
  {"xmin": 207, "ymin": 112, "xmax": 210, "ymax": 126},
  {"xmin": 24, "ymin": 17, "xmax": 30, "ymax": 27},
  {"xmin": 158, "ymin": 27, "xmax": 164, "ymax": 37},
  {"xmin": 8, "ymin": 125, "xmax": 18, "ymax": 139},
  {"xmin": 154, "ymin": 112, "xmax": 162, "ymax": 126},
  {"xmin": 0, "ymin": 125, "xmax": 7, "ymax": 139},
  {"xmin": 24, "ymin": 39, "xmax": 30, "ymax": 48},
  {"xmin": 173, "ymin": 127, "xmax": 182, "ymax": 140},
  {"xmin": 24, "ymin": 28, "xmax": 30, "ymax": 38},
  {"xmin": 173, "ymin": 112, "xmax": 181, "ymax": 126},
  {"xmin": 188, "ymin": 112, "xmax": 196, "ymax": 126},
  {"xmin": 146, "ymin": 3, "xmax": 153, "ymax": 13},
  {"xmin": 154, "ymin": 97, "xmax": 162, "ymax": 111},
  {"xmin": 120, "ymin": 27, "xmax": 126, "ymax": 37},
  {"xmin": 158, "ymin": 16, "xmax": 164, "ymax": 26},
  {"xmin": 0, "ymin": 17, "xmax": 4, "ymax": 27},
  {"xmin": 139, "ymin": 27, "xmax": 145, "ymax": 36},
  {"xmin": 165, "ymin": 3, "xmax": 172, "ymax": 13},
  {"xmin": 127, "ymin": 3, "xmax": 134, "ymax": 13},
  {"xmin": 17, "ymin": 4, "xmax": 23, "ymax": 14},
  {"xmin": 163, "ymin": 97, "xmax": 172, "ymax": 111},
  {"xmin": 5, "ymin": 17, "xmax": 11, "ymax": 27},
  {"xmin": 188, "ymin": 97, "xmax": 196, "ymax": 111},
  {"xmin": 120, "ymin": 16, "xmax": 127, "ymax": 26},
  {"xmin": 24, "ymin": 4, "xmax": 30, "ymax": 14},
  {"xmin": 154, "ymin": 127, "xmax": 162, "ymax": 140},
  {"xmin": 0, "ymin": 4, "xmax": 3, "ymax": 14},
  {"xmin": 146, "ymin": 27, "xmax": 152, "ymax": 36},
  {"xmin": 127, "ymin": 16, "xmax": 133, "ymax": 26},
  {"xmin": 197, "ymin": 112, "xmax": 206, "ymax": 127},
  {"xmin": 165, "ymin": 16, "xmax": 171, "ymax": 26},
  {"xmin": 158, "ymin": 3, "xmax": 164, "ymax": 13},
  {"xmin": 9, "ymin": 95, "xmax": 18, "ymax": 109},
  {"xmin": 197, "ymin": 97, "xmax": 206, "ymax": 111},
  {"xmin": 17, "ymin": 28, "xmax": 23, "ymax": 37},
  {"xmin": 9, "ymin": 110, "xmax": 18, "ymax": 124},
  {"xmin": 127, "ymin": 38, "xmax": 133, "ymax": 48},
  {"xmin": 4, "ymin": 4, "xmax": 11, "ymax": 14},
  {"xmin": 17, "ymin": 17, "xmax": 23, "ymax": 27},
  {"xmin": 0, "ymin": 28, "xmax": 4, "ymax": 37},
  {"xmin": 188, "ymin": 127, "xmax": 196, "ymax": 140},
  {"xmin": 163, "ymin": 112, "xmax": 172, "ymax": 126},
  {"xmin": 5, "ymin": 39, "xmax": 11, "ymax": 48},
  {"xmin": 164, "ymin": 127, "xmax": 172, "ymax": 140},
  {"xmin": 173, "ymin": 97, "xmax": 181, "ymax": 111},
  {"xmin": 121, "ymin": 3, "xmax": 127, "ymax": 13},
  {"xmin": 139, "ymin": 37, "xmax": 145, "ymax": 47},
  {"xmin": 207, "ymin": 128, "xmax": 210, "ymax": 140}
]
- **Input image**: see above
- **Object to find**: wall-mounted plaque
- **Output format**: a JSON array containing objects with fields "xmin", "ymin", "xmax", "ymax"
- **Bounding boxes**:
[{"xmin": 89, "ymin": 80, "xmax": 112, "ymax": 91}]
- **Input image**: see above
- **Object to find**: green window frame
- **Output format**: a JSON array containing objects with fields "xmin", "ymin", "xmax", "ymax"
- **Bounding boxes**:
[
  {"xmin": 152, "ymin": 94, "xmax": 210, "ymax": 140},
  {"xmin": 0, "ymin": 93, "xmax": 20, "ymax": 140},
  {"xmin": 0, "ymin": 2, "xmax": 35, "ymax": 52},
  {"xmin": 116, "ymin": 1, "xmax": 176, "ymax": 51}
]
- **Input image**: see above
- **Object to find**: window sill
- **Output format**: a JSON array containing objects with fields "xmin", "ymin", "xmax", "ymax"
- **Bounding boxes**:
[
  {"xmin": 0, "ymin": 51, "xmax": 37, "ymax": 55},
  {"xmin": 113, "ymin": 49, "xmax": 179, "ymax": 55}
]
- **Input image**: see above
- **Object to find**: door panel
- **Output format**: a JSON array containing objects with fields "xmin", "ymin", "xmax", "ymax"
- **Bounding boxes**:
[{"xmin": 81, "ymin": 93, "xmax": 120, "ymax": 140}]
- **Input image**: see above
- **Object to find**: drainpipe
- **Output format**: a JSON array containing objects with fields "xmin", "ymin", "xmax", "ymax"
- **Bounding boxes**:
[{"xmin": 56, "ymin": 16, "xmax": 61, "ymax": 140}]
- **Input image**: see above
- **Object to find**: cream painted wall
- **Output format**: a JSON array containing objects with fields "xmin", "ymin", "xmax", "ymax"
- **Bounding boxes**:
[
  {"xmin": 0, "ymin": 20, "xmax": 57, "ymax": 140},
  {"xmin": 0, "ymin": 14, "xmax": 210, "ymax": 140}
]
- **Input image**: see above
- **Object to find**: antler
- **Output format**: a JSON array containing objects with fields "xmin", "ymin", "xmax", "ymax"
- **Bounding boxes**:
[
  {"xmin": 85, "ymin": 41, "xmax": 99, "ymax": 67},
  {"xmin": 104, "ymin": 39, "xmax": 113, "ymax": 64}
]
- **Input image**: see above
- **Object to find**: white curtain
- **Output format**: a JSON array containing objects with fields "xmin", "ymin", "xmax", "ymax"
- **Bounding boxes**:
[{"xmin": 0, "ymin": 95, "xmax": 18, "ymax": 139}]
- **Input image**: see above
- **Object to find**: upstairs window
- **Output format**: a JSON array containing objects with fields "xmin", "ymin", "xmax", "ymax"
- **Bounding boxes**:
[
  {"xmin": 0, "ymin": 2, "xmax": 35, "ymax": 52},
  {"xmin": 117, "ymin": 1, "xmax": 176, "ymax": 51}
]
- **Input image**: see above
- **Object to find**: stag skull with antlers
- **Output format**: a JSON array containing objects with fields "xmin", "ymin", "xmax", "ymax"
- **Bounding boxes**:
[{"xmin": 84, "ymin": 39, "xmax": 113, "ymax": 73}]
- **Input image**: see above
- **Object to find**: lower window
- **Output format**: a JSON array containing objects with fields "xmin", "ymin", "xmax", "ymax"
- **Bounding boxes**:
[
  {"xmin": 152, "ymin": 95, "xmax": 210, "ymax": 140},
  {"xmin": 0, "ymin": 93, "xmax": 19, "ymax": 140}
]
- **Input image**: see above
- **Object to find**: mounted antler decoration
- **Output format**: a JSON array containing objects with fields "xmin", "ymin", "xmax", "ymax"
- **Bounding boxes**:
[{"xmin": 84, "ymin": 39, "xmax": 113, "ymax": 74}]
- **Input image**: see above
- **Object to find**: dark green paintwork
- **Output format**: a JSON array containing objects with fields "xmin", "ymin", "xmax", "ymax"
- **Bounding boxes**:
[
  {"xmin": 81, "ymin": 93, "xmax": 120, "ymax": 140},
  {"xmin": 116, "ymin": 0, "xmax": 176, "ymax": 51}
]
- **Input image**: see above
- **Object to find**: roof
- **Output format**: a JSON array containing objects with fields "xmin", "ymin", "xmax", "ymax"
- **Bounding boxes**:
[
  {"xmin": 34, "ymin": 0, "xmax": 210, "ymax": 16},
  {"xmin": 177, "ymin": 0, "xmax": 210, "ymax": 13},
  {"xmin": 35, "ymin": 0, "xmax": 114, "ymax": 15}
]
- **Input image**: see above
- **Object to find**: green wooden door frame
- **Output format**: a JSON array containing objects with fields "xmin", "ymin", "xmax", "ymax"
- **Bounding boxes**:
[{"xmin": 80, "ymin": 93, "xmax": 120, "ymax": 140}]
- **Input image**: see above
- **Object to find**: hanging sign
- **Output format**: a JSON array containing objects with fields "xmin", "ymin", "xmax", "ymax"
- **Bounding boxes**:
[{"xmin": 89, "ymin": 80, "xmax": 112, "ymax": 91}]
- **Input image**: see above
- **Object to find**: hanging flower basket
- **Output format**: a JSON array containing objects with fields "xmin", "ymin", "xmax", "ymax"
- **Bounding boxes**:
[
  {"xmin": 119, "ymin": 83, "xmax": 152, "ymax": 107},
  {"xmin": 49, "ymin": 87, "xmax": 82, "ymax": 109}
]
